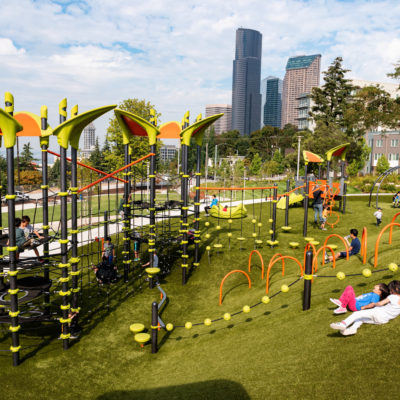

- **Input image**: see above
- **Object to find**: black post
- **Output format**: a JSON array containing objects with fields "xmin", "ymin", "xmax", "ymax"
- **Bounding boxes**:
[
  {"xmin": 193, "ymin": 144, "xmax": 201, "ymax": 268},
  {"xmin": 285, "ymin": 179, "xmax": 290, "ymax": 227},
  {"xmin": 103, "ymin": 211, "xmax": 108, "ymax": 239},
  {"xmin": 41, "ymin": 107, "xmax": 50, "ymax": 311},
  {"xmin": 303, "ymin": 250, "xmax": 313, "ymax": 310},
  {"xmin": 303, "ymin": 163, "xmax": 309, "ymax": 237},
  {"xmin": 181, "ymin": 143, "xmax": 189, "ymax": 285},
  {"xmin": 123, "ymin": 144, "xmax": 130, "ymax": 282},
  {"xmin": 0, "ymin": 172, "xmax": 3, "ymax": 288},
  {"xmin": 149, "ymin": 143, "xmax": 156, "ymax": 267},
  {"xmin": 59, "ymin": 100, "xmax": 69, "ymax": 349},
  {"xmin": 326, "ymin": 160, "xmax": 331, "ymax": 187},
  {"xmin": 340, "ymin": 160, "xmax": 346, "ymax": 214},
  {"xmin": 6, "ymin": 146, "xmax": 20, "ymax": 366},
  {"xmin": 70, "ymin": 147, "xmax": 80, "ymax": 328},
  {"xmin": 318, "ymin": 164, "xmax": 322, "ymax": 179},
  {"xmin": 342, "ymin": 179, "xmax": 347, "ymax": 214},
  {"xmin": 271, "ymin": 185, "xmax": 278, "ymax": 241},
  {"xmin": 151, "ymin": 301, "xmax": 158, "ymax": 353}
]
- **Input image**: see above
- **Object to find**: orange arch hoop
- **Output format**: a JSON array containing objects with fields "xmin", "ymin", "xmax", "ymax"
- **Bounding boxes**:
[
  {"xmin": 326, "ymin": 211, "xmax": 340, "ymax": 229},
  {"xmin": 265, "ymin": 256, "xmax": 303, "ymax": 294},
  {"xmin": 267, "ymin": 253, "xmax": 285, "ymax": 279},
  {"xmin": 219, "ymin": 270, "xmax": 252, "ymax": 305},
  {"xmin": 312, "ymin": 246, "xmax": 336, "ymax": 273},
  {"xmin": 389, "ymin": 213, "xmax": 400, "ymax": 243},
  {"xmin": 248, "ymin": 250, "xmax": 265, "ymax": 279},
  {"xmin": 361, "ymin": 227, "xmax": 367, "ymax": 265},
  {"xmin": 323, "ymin": 234, "xmax": 349, "ymax": 260},
  {"xmin": 373, "ymin": 223, "xmax": 400, "ymax": 268}
]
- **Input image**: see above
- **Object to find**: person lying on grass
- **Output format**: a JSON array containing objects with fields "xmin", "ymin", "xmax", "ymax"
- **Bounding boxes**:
[
  {"xmin": 330, "ymin": 280, "xmax": 400, "ymax": 336},
  {"xmin": 328, "ymin": 228, "xmax": 360, "ymax": 262},
  {"xmin": 330, "ymin": 283, "xmax": 389, "ymax": 314}
]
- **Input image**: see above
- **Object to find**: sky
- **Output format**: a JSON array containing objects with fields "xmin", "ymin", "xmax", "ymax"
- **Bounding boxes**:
[{"xmin": 1, "ymin": 0, "xmax": 400, "ymax": 157}]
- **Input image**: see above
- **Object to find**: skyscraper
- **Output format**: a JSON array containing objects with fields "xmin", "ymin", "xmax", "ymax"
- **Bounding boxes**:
[
  {"xmin": 261, "ymin": 76, "xmax": 282, "ymax": 128},
  {"xmin": 80, "ymin": 123, "xmax": 96, "ymax": 159},
  {"xmin": 232, "ymin": 28, "xmax": 262, "ymax": 135},
  {"xmin": 205, "ymin": 104, "xmax": 232, "ymax": 135},
  {"xmin": 281, "ymin": 54, "xmax": 321, "ymax": 128}
]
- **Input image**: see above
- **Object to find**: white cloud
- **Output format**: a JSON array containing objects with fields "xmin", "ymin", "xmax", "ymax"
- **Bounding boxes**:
[{"xmin": 0, "ymin": 0, "xmax": 400, "ymax": 149}]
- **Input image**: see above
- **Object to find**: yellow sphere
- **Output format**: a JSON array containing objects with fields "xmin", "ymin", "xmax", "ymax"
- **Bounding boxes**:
[
  {"xmin": 269, "ymin": 218, "xmax": 273, "ymax": 223},
  {"xmin": 252, "ymin": 233, "xmax": 257, "ymax": 238},
  {"xmin": 206, "ymin": 246, "xmax": 211, "ymax": 251},
  {"xmin": 243, "ymin": 305, "xmax": 250, "ymax": 313},
  {"xmin": 336, "ymin": 271, "xmax": 346, "ymax": 280},
  {"xmin": 204, "ymin": 318, "xmax": 212, "ymax": 326},
  {"xmin": 227, "ymin": 232, "xmax": 232, "ymax": 237},
  {"xmin": 362, "ymin": 268, "xmax": 372, "ymax": 278},
  {"xmin": 223, "ymin": 313, "xmax": 231, "ymax": 321},
  {"xmin": 205, "ymin": 233, "xmax": 210, "ymax": 239},
  {"xmin": 185, "ymin": 322, "xmax": 192, "ymax": 330},
  {"xmin": 252, "ymin": 219, "xmax": 257, "ymax": 224},
  {"xmin": 281, "ymin": 284, "xmax": 289, "ymax": 293},
  {"xmin": 258, "ymin": 223, "xmax": 262, "ymax": 227},
  {"xmin": 262, "ymin": 296, "xmax": 270, "ymax": 304},
  {"xmin": 388, "ymin": 263, "xmax": 398, "ymax": 272},
  {"xmin": 166, "ymin": 323, "xmax": 174, "ymax": 331},
  {"xmin": 205, "ymin": 222, "xmax": 210, "ymax": 227},
  {"xmin": 228, "ymin": 219, "xmax": 233, "ymax": 224},
  {"xmin": 216, "ymin": 225, "xmax": 221, "ymax": 230},
  {"xmin": 269, "ymin": 230, "xmax": 273, "ymax": 234}
]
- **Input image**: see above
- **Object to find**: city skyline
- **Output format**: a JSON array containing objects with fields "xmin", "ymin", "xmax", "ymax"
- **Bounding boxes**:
[{"xmin": 1, "ymin": 0, "xmax": 400, "ymax": 148}]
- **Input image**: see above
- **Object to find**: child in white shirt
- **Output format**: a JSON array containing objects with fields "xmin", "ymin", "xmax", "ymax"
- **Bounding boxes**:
[
  {"xmin": 373, "ymin": 208, "xmax": 382, "ymax": 226},
  {"xmin": 330, "ymin": 280, "xmax": 400, "ymax": 335}
]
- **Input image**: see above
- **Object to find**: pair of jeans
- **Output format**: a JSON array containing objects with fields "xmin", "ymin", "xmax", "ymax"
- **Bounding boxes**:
[{"xmin": 313, "ymin": 203, "xmax": 323, "ymax": 223}]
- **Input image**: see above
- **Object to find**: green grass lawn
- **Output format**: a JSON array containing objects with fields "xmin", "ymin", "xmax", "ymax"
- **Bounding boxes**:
[{"xmin": 1, "ymin": 196, "xmax": 399, "ymax": 399}]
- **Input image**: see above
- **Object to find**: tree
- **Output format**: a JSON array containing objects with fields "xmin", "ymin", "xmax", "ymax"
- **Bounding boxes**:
[
  {"xmin": 272, "ymin": 150, "xmax": 284, "ymax": 174},
  {"xmin": 19, "ymin": 143, "xmax": 37, "ymax": 170},
  {"xmin": 89, "ymin": 137, "xmax": 102, "ymax": 170},
  {"xmin": 376, "ymin": 155, "xmax": 390, "ymax": 175},
  {"xmin": 249, "ymin": 153, "xmax": 262, "ymax": 176},
  {"xmin": 106, "ymin": 98, "xmax": 161, "ymax": 172}
]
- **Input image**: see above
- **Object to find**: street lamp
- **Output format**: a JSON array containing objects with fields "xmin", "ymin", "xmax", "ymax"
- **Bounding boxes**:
[{"xmin": 296, "ymin": 135, "xmax": 303, "ymax": 181}]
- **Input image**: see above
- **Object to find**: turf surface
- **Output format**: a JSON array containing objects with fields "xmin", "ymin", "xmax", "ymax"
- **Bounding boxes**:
[{"xmin": 1, "ymin": 196, "xmax": 399, "ymax": 400}]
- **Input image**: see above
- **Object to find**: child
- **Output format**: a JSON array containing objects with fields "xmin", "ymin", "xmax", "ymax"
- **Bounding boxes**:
[
  {"xmin": 102, "ymin": 236, "xmax": 115, "ymax": 265},
  {"xmin": 13, "ymin": 218, "xmax": 26, "ymax": 260},
  {"xmin": 330, "ymin": 283, "xmax": 389, "ymax": 314},
  {"xmin": 330, "ymin": 280, "xmax": 400, "ymax": 335},
  {"xmin": 223, "ymin": 205, "xmax": 228, "ymax": 212},
  {"xmin": 204, "ymin": 194, "xmax": 218, "ymax": 216},
  {"xmin": 132, "ymin": 230, "xmax": 141, "ymax": 261},
  {"xmin": 320, "ymin": 205, "xmax": 329, "ymax": 230},
  {"xmin": 373, "ymin": 207, "xmax": 383, "ymax": 226},
  {"xmin": 21, "ymin": 215, "xmax": 43, "ymax": 258},
  {"xmin": 328, "ymin": 228, "xmax": 361, "ymax": 262}
]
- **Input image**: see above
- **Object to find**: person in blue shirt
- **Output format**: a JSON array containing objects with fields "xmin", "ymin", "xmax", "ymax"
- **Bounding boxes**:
[
  {"xmin": 328, "ymin": 228, "xmax": 361, "ymax": 262},
  {"xmin": 204, "ymin": 194, "xmax": 218, "ymax": 216},
  {"xmin": 330, "ymin": 283, "xmax": 389, "ymax": 314}
]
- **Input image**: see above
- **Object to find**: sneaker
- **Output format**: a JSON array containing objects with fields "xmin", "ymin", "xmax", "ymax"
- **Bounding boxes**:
[
  {"xmin": 330, "ymin": 298, "xmax": 342, "ymax": 307},
  {"xmin": 134, "ymin": 258, "xmax": 141, "ymax": 262},
  {"xmin": 341, "ymin": 325, "xmax": 358, "ymax": 336},
  {"xmin": 330, "ymin": 321, "xmax": 347, "ymax": 331},
  {"xmin": 321, "ymin": 228, "xmax": 327, "ymax": 231},
  {"xmin": 333, "ymin": 306, "xmax": 347, "ymax": 314},
  {"xmin": 324, "ymin": 252, "xmax": 329, "ymax": 263}
]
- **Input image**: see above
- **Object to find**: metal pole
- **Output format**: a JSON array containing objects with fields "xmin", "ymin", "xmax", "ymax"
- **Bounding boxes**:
[
  {"xmin": 149, "ymin": 143, "xmax": 156, "ymax": 268},
  {"xmin": 303, "ymin": 163, "xmax": 309, "ymax": 237},
  {"xmin": 194, "ymin": 144, "xmax": 201, "ymax": 267},
  {"xmin": 181, "ymin": 143, "xmax": 188, "ymax": 285},
  {"xmin": 303, "ymin": 250, "xmax": 313, "ymax": 310},
  {"xmin": 271, "ymin": 185, "xmax": 278, "ymax": 241},
  {"xmin": 214, "ymin": 144, "xmax": 217, "ymax": 182},
  {"xmin": 205, "ymin": 142, "xmax": 208, "ymax": 190},
  {"xmin": 296, "ymin": 136, "xmax": 302, "ymax": 182},
  {"xmin": 123, "ymin": 144, "xmax": 130, "ymax": 282},
  {"xmin": 285, "ymin": 179, "xmax": 290, "ymax": 227},
  {"xmin": 151, "ymin": 301, "xmax": 158, "ymax": 353},
  {"xmin": 103, "ymin": 210, "xmax": 108, "ymax": 239}
]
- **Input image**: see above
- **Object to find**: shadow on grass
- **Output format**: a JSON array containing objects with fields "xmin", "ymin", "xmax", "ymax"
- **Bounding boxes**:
[{"xmin": 96, "ymin": 379, "xmax": 250, "ymax": 400}]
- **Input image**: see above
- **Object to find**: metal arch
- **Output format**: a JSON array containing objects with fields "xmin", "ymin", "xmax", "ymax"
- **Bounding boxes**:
[{"xmin": 368, "ymin": 166, "xmax": 400, "ymax": 208}]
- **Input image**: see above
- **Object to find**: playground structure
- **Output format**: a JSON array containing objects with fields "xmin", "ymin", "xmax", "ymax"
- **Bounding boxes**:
[
  {"xmin": 368, "ymin": 165, "xmax": 400, "ymax": 209},
  {"xmin": 1, "ymin": 91, "xmax": 398, "ymax": 362}
]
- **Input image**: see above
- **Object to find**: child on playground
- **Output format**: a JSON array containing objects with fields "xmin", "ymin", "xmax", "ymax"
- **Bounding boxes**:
[
  {"xmin": 14, "ymin": 217, "xmax": 25, "ymax": 260},
  {"xmin": 204, "ymin": 194, "xmax": 218, "ymax": 216},
  {"xmin": 373, "ymin": 207, "xmax": 383, "ymax": 226},
  {"xmin": 328, "ymin": 228, "xmax": 360, "ymax": 262},
  {"xmin": 330, "ymin": 283, "xmax": 389, "ymax": 314},
  {"xmin": 320, "ymin": 205, "xmax": 329, "ymax": 230},
  {"xmin": 21, "ymin": 215, "xmax": 43, "ymax": 258},
  {"xmin": 330, "ymin": 280, "xmax": 400, "ymax": 335},
  {"xmin": 223, "ymin": 205, "xmax": 228, "ymax": 212},
  {"xmin": 132, "ymin": 230, "xmax": 141, "ymax": 261},
  {"xmin": 102, "ymin": 236, "xmax": 115, "ymax": 265}
]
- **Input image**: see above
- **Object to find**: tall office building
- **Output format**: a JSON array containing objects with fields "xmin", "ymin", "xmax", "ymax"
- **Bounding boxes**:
[
  {"xmin": 281, "ymin": 54, "xmax": 321, "ymax": 128},
  {"xmin": 80, "ymin": 123, "xmax": 96, "ymax": 158},
  {"xmin": 261, "ymin": 76, "xmax": 282, "ymax": 128},
  {"xmin": 205, "ymin": 104, "xmax": 232, "ymax": 135},
  {"xmin": 231, "ymin": 28, "xmax": 262, "ymax": 135}
]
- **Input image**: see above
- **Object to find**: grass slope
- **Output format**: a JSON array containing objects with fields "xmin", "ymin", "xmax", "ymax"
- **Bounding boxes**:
[{"xmin": 1, "ymin": 197, "xmax": 399, "ymax": 400}]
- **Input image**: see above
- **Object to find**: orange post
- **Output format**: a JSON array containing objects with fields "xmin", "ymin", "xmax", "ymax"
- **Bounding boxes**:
[
  {"xmin": 361, "ymin": 227, "xmax": 367, "ymax": 265},
  {"xmin": 373, "ymin": 223, "xmax": 400, "ymax": 268},
  {"xmin": 265, "ymin": 256, "xmax": 303, "ymax": 294},
  {"xmin": 323, "ymin": 234, "xmax": 349, "ymax": 260},
  {"xmin": 47, "ymin": 149, "xmax": 128, "ymax": 184},
  {"xmin": 78, "ymin": 153, "xmax": 154, "ymax": 193},
  {"xmin": 248, "ymin": 250, "xmax": 265, "ymax": 279},
  {"xmin": 219, "ymin": 270, "xmax": 252, "ymax": 305}
]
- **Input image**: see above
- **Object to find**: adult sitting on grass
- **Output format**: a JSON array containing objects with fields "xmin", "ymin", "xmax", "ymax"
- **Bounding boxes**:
[
  {"xmin": 328, "ymin": 228, "xmax": 360, "ymax": 262},
  {"xmin": 330, "ymin": 280, "xmax": 400, "ymax": 336}
]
